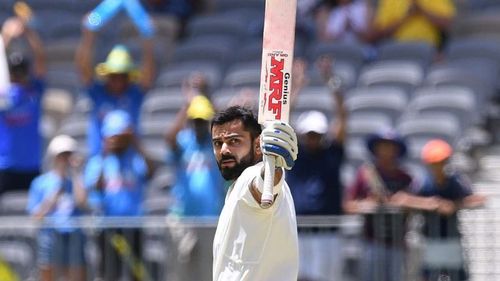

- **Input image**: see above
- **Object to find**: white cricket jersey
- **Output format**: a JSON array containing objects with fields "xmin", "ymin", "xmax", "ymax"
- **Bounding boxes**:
[{"xmin": 213, "ymin": 162, "xmax": 299, "ymax": 281}]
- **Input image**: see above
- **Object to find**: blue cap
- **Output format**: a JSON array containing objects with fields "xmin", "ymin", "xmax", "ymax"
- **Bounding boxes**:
[
  {"xmin": 366, "ymin": 128, "xmax": 407, "ymax": 158},
  {"xmin": 102, "ymin": 110, "xmax": 131, "ymax": 138}
]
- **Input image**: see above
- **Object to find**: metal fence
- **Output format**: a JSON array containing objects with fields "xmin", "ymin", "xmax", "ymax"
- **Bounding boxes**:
[{"xmin": 0, "ymin": 210, "xmax": 487, "ymax": 281}]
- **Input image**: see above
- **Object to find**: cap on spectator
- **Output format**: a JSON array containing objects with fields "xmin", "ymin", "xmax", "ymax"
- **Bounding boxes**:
[
  {"xmin": 47, "ymin": 135, "xmax": 77, "ymax": 157},
  {"xmin": 187, "ymin": 95, "xmax": 215, "ymax": 120},
  {"xmin": 296, "ymin": 110, "xmax": 328, "ymax": 135},
  {"xmin": 366, "ymin": 128, "xmax": 407, "ymax": 157},
  {"xmin": 95, "ymin": 45, "xmax": 137, "ymax": 77},
  {"xmin": 102, "ymin": 110, "xmax": 131, "ymax": 138},
  {"xmin": 421, "ymin": 139, "xmax": 453, "ymax": 164}
]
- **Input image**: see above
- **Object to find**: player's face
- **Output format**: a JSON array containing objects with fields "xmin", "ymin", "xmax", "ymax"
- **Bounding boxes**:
[{"xmin": 212, "ymin": 119, "xmax": 261, "ymax": 180}]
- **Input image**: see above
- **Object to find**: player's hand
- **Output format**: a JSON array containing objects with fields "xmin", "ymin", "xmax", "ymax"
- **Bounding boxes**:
[{"xmin": 260, "ymin": 121, "xmax": 298, "ymax": 170}]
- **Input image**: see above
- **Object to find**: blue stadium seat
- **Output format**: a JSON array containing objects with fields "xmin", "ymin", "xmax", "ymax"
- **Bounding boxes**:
[
  {"xmin": 142, "ymin": 88, "xmax": 186, "ymax": 117},
  {"xmin": 397, "ymin": 113, "xmax": 461, "ymax": 159},
  {"xmin": 410, "ymin": 86, "xmax": 480, "ymax": 128},
  {"xmin": 156, "ymin": 62, "xmax": 223, "ymax": 89},
  {"xmin": 223, "ymin": 62, "xmax": 261, "ymax": 88},
  {"xmin": 377, "ymin": 41, "xmax": 435, "ymax": 69},
  {"xmin": 306, "ymin": 42, "xmax": 367, "ymax": 71},
  {"xmin": 424, "ymin": 60, "xmax": 497, "ymax": 102},
  {"xmin": 347, "ymin": 112, "xmax": 393, "ymax": 140},
  {"xmin": 186, "ymin": 14, "xmax": 250, "ymax": 40},
  {"xmin": 447, "ymin": 38, "xmax": 500, "ymax": 67},
  {"xmin": 358, "ymin": 61, "xmax": 424, "ymax": 95},
  {"xmin": 345, "ymin": 86, "xmax": 409, "ymax": 123},
  {"xmin": 307, "ymin": 61, "xmax": 358, "ymax": 89},
  {"xmin": 292, "ymin": 86, "xmax": 335, "ymax": 118},
  {"xmin": 451, "ymin": 12, "xmax": 500, "ymax": 38}
]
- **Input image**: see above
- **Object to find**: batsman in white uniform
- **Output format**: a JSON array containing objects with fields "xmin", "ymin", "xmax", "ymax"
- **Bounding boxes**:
[{"xmin": 211, "ymin": 106, "xmax": 299, "ymax": 281}]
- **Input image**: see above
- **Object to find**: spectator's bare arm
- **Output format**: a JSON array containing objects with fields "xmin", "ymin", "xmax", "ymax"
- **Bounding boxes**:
[
  {"xmin": 139, "ymin": 38, "xmax": 155, "ymax": 91},
  {"xmin": 75, "ymin": 27, "xmax": 96, "ymax": 86},
  {"xmin": 316, "ymin": 56, "xmax": 347, "ymax": 144},
  {"xmin": 165, "ymin": 81, "xmax": 196, "ymax": 150},
  {"xmin": 368, "ymin": 0, "xmax": 414, "ymax": 43},
  {"xmin": 369, "ymin": 17, "xmax": 405, "ymax": 43},
  {"xmin": 460, "ymin": 194, "xmax": 486, "ymax": 210},
  {"xmin": 389, "ymin": 191, "xmax": 439, "ymax": 211},
  {"xmin": 415, "ymin": 1, "xmax": 454, "ymax": 30},
  {"xmin": 314, "ymin": 4, "xmax": 332, "ymax": 42},
  {"xmin": 70, "ymin": 155, "xmax": 89, "ymax": 210},
  {"xmin": 343, "ymin": 170, "xmax": 379, "ymax": 214},
  {"xmin": 24, "ymin": 25, "xmax": 46, "ymax": 78}
]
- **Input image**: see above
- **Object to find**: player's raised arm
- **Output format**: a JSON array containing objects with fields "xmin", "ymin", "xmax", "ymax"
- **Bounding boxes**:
[
  {"xmin": 75, "ymin": 26, "xmax": 96, "ymax": 86},
  {"xmin": 138, "ymin": 37, "xmax": 155, "ymax": 91}
]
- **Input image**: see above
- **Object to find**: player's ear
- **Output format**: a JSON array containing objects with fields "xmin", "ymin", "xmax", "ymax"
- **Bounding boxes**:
[{"xmin": 254, "ymin": 136, "xmax": 262, "ymax": 156}]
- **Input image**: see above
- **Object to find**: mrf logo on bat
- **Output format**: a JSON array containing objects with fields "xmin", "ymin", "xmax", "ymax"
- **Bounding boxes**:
[{"xmin": 261, "ymin": 51, "xmax": 292, "ymax": 121}]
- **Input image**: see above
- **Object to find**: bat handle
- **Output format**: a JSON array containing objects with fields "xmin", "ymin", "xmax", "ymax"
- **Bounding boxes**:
[{"xmin": 261, "ymin": 155, "xmax": 275, "ymax": 209}]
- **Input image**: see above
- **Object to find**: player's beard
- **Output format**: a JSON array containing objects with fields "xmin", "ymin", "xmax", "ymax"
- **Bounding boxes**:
[{"xmin": 218, "ymin": 146, "xmax": 256, "ymax": 181}]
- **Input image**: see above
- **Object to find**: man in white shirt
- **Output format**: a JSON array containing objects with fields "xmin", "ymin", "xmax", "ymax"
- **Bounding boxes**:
[{"xmin": 211, "ymin": 106, "xmax": 299, "ymax": 281}]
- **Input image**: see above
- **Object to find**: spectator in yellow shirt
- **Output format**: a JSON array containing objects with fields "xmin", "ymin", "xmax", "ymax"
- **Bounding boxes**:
[{"xmin": 370, "ymin": 0, "xmax": 455, "ymax": 47}]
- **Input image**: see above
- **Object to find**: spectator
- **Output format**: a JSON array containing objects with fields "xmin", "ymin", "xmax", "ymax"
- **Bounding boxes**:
[
  {"xmin": 164, "ymin": 91, "xmax": 225, "ymax": 279},
  {"xmin": 287, "ymin": 57, "xmax": 347, "ymax": 280},
  {"xmin": 344, "ymin": 129, "xmax": 436, "ymax": 281},
  {"xmin": 27, "ymin": 135, "xmax": 88, "ymax": 281},
  {"xmin": 75, "ymin": 22, "xmax": 155, "ymax": 156},
  {"xmin": 416, "ymin": 139, "xmax": 485, "ymax": 281},
  {"xmin": 84, "ymin": 110, "xmax": 154, "ymax": 281},
  {"xmin": 370, "ymin": 0, "xmax": 456, "ymax": 48},
  {"xmin": 316, "ymin": 0, "xmax": 372, "ymax": 43},
  {"xmin": 0, "ymin": 17, "xmax": 45, "ymax": 193},
  {"xmin": 166, "ymin": 93, "xmax": 225, "ymax": 217}
]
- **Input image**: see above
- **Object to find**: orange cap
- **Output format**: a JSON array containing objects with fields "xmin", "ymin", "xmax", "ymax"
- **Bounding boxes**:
[{"xmin": 421, "ymin": 139, "xmax": 453, "ymax": 164}]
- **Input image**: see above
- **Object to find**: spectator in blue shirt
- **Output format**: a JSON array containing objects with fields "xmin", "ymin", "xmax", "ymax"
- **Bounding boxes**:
[
  {"xmin": 27, "ymin": 135, "xmax": 88, "ymax": 281},
  {"xmin": 286, "ymin": 56, "xmax": 347, "ymax": 281},
  {"xmin": 0, "ymin": 17, "xmax": 46, "ymax": 193},
  {"xmin": 75, "ymin": 21, "xmax": 155, "ymax": 156},
  {"xmin": 84, "ymin": 110, "xmax": 154, "ymax": 281},
  {"xmin": 166, "ymin": 93, "xmax": 225, "ymax": 217},
  {"xmin": 417, "ymin": 139, "xmax": 485, "ymax": 281}
]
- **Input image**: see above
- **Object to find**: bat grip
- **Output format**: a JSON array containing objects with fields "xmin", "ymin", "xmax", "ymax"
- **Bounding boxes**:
[{"xmin": 261, "ymin": 155, "xmax": 275, "ymax": 209}]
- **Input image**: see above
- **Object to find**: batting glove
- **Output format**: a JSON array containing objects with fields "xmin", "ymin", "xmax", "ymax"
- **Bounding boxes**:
[{"xmin": 261, "ymin": 121, "xmax": 298, "ymax": 170}]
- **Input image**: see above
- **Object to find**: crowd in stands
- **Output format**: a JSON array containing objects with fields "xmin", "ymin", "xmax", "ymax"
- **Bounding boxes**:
[{"xmin": 0, "ymin": 0, "xmax": 495, "ymax": 280}]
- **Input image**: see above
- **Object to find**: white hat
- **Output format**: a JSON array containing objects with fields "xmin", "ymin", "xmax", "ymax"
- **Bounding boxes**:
[
  {"xmin": 47, "ymin": 135, "xmax": 78, "ymax": 157},
  {"xmin": 296, "ymin": 110, "xmax": 329, "ymax": 135}
]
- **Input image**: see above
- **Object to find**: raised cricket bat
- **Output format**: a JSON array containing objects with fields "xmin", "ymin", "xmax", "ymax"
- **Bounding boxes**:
[{"xmin": 258, "ymin": 0, "xmax": 297, "ymax": 208}]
